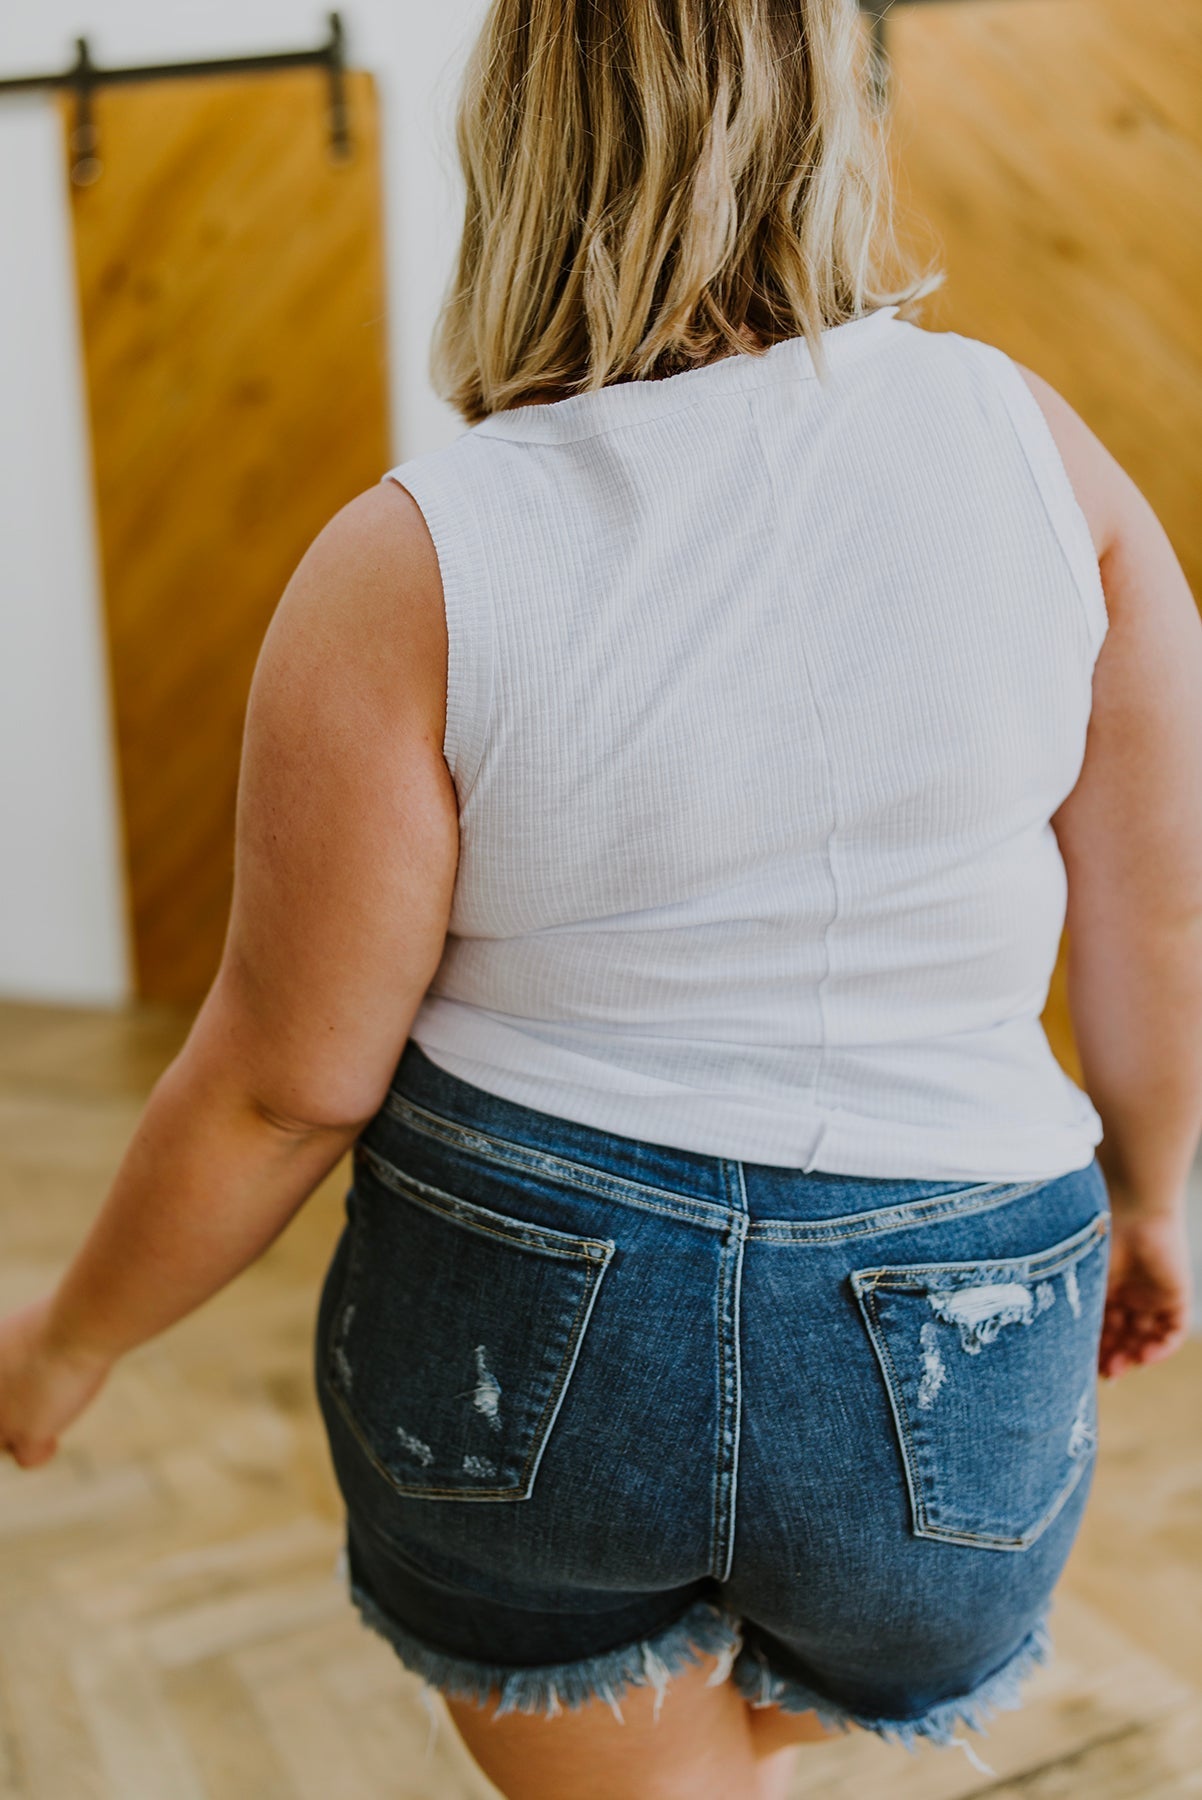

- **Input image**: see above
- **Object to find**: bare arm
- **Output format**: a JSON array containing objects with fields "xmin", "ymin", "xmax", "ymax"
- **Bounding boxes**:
[
  {"xmin": 1, "ymin": 479, "xmax": 458, "ymax": 1459},
  {"xmin": 1021, "ymin": 367, "xmax": 1202, "ymax": 1216},
  {"xmin": 1020, "ymin": 366, "xmax": 1202, "ymax": 1373}
]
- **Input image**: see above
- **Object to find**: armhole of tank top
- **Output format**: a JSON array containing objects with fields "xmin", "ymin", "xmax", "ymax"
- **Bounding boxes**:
[
  {"xmin": 943, "ymin": 334, "xmax": 1110, "ymax": 664},
  {"xmin": 379, "ymin": 457, "xmax": 495, "ymax": 809}
]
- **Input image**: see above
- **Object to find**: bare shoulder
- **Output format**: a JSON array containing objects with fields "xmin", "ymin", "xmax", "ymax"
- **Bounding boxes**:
[
  {"xmin": 1029, "ymin": 364, "xmax": 1202, "ymax": 917},
  {"xmin": 1013, "ymin": 363, "xmax": 1197, "ymax": 640},
  {"xmin": 1012, "ymin": 363, "xmax": 1145, "ymax": 565},
  {"xmin": 255, "ymin": 478, "xmax": 448, "ymax": 752},
  {"xmin": 208, "ymin": 478, "xmax": 459, "ymax": 1131}
]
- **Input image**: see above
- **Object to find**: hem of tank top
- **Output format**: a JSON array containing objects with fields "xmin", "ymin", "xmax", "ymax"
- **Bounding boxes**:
[
  {"xmin": 406, "ymin": 1015, "xmax": 1104, "ymax": 1106},
  {"xmin": 402, "ymin": 1037, "xmax": 1104, "ymax": 1181},
  {"xmin": 466, "ymin": 306, "xmax": 907, "ymax": 444}
]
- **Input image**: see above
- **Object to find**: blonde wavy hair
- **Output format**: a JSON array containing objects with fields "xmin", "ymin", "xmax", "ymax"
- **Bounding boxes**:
[{"xmin": 431, "ymin": 0, "xmax": 944, "ymax": 424}]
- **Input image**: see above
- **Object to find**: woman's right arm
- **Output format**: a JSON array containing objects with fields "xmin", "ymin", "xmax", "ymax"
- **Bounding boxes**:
[{"xmin": 1019, "ymin": 364, "xmax": 1202, "ymax": 1376}]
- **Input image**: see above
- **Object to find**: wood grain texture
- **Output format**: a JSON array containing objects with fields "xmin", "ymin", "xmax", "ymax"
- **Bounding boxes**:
[
  {"xmin": 61, "ymin": 69, "xmax": 391, "ymax": 1005},
  {"xmin": 881, "ymin": 0, "xmax": 1202, "ymax": 1084},
  {"xmin": 0, "ymin": 995, "xmax": 1199, "ymax": 1797}
]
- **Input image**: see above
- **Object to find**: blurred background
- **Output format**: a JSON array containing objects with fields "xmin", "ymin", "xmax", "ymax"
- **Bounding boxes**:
[{"xmin": 1, "ymin": 2, "xmax": 1199, "ymax": 1795}]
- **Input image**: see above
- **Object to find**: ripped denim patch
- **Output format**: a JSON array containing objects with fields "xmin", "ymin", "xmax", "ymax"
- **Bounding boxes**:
[
  {"xmin": 321, "ymin": 1143, "xmax": 615, "ymax": 1501},
  {"xmin": 851, "ymin": 1210, "xmax": 1109, "ymax": 1550}
]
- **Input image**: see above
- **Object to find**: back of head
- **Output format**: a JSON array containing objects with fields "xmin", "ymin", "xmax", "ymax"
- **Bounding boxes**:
[{"xmin": 432, "ymin": 0, "xmax": 944, "ymax": 423}]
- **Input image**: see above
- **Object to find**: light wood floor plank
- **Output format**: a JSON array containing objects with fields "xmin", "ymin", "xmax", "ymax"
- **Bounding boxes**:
[
  {"xmin": 68, "ymin": 1628, "xmax": 209, "ymax": 1800},
  {"xmin": 3, "ymin": 4, "xmax": 1198, "ymax": 1783},
  {"xmin": 2, "ymin": 995, "xmax": 1199, "ymax": 1796}
]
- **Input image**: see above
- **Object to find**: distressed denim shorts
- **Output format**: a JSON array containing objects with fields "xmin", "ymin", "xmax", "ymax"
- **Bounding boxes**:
[{"xmin": 314, "ymin": 1040, "xmax": 1111, "ymax": 1767}]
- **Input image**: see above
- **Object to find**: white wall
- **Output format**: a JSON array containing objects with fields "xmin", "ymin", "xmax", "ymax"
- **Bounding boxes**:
[
  {"xmin": 0, "ymin": 1, "xmax": 480, "ymax": 1003},
  {"xmin": 0, "ymin": 95, "xmax": 131, "ymax": 1004}
]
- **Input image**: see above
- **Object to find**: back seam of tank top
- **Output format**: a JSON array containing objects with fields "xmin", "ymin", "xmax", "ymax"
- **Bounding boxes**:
[{"xmin": 741, "ymin": 386, "xmax": 839, "ymax": 1119}]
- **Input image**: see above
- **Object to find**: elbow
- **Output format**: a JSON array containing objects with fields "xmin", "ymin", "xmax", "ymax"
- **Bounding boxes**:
[
  {"xmin": 249, "ymin": 1094, "xmax": 378, "ymax": 1139},
  {"xmin": 245, "ymin": 1062, "xmax": 395, "ymax": 1137}
]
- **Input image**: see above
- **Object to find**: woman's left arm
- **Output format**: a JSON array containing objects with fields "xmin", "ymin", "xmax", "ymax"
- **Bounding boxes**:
[{"xmin": 0, "ymin": 479, "xmax": 460, "ymax": 1465}]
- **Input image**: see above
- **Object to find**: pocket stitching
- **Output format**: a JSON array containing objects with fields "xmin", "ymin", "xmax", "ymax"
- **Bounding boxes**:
[
  {"xmin": 856, "ymin": 1285, "xmax": 930, "ymax": 1541},
  {"xmin": 381, "ymin": 1089, "xmax": 724, "ymax": 1229},
  {"xmin": 855, "ymin": 1285, "xmax": 1097, "ymax": 1550},
  {"xmin": 852, "ymin": 1210, "xmax": 1108, "ymax": 1551},
  {"xmin": 323, "ymin": 1251, "xmax": 611, "ymax": 1501},
  {"xmin": 851, "ymin": 1210, "xmax": 1108, "ymax": 1295},
  {"xmin": 748, "ymin": 1178, "xmax": 1050, "ymax": 1246},
  {"xmin": 356, "ymin": 1141, "xmax": 615, "ymax": 1264},
  {"xmin": 323, "ymin": 1164, "xmax": 615, "ymax": 1503},
  {"xmin": 510, "ymin": 1255, "xmax": 610, "ymax": 1497},
  {"xmin": 920, "ymin": 1454, "xmax": 1091, "ymax": 1551}
]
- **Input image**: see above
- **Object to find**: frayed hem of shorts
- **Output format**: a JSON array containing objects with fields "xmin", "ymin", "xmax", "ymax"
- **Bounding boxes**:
[
  {"xmin": 343, "ymin": 1570, "xmax": 744, "ymax": 1725},
  {"xmin": 733, "ymin": 1607, "xmax": 1054, "ymax": 1778}
]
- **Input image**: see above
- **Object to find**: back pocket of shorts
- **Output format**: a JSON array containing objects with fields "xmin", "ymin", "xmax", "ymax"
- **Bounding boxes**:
[
  {"xmin": 851, "ymin": 1210, "xmax": 1109, "ymax": 1551},
  {"xmin": 321, "ymin": 1141, "xmax": 615, "ymax": 1502}
]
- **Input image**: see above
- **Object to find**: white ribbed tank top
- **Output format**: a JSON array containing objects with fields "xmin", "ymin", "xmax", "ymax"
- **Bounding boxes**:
[{"xmin": 382, "ymin": 306, "xmax": 1108, "ymax": 1178}]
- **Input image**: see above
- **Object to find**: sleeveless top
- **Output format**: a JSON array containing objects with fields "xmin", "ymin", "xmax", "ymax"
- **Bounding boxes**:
[{"xmin": 381, "ymin": 306, "xmax": 1108, "ymax": 1179}]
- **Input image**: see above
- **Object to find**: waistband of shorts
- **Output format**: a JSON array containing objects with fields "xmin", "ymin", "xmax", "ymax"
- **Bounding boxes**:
[{"xmin": 379, "ymin": 1039, "xmax": 1075, "ymax": 1241}]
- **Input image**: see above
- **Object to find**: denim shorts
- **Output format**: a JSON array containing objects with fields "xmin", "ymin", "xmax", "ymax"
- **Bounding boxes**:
[{"xmin": 313, "ymin": 1039, "xmax": 1111, "ymax": 1766}]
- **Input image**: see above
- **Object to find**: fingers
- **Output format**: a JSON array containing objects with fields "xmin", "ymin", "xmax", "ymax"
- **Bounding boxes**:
[
  {"xmin": 1134, "ymin": 1320, "xmax": 1193, "ymax": 1366},
  {"xmin": 1099, "ymin": 1301, "xmax": 1191, "ymax": 1379},
  {"xmin": 1, "ymin": 1435, "xmax": 58, "ymax": 1469}
]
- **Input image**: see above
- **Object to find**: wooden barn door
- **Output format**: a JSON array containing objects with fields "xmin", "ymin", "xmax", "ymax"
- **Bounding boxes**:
[
  {"xmin": 61, "ymin": 67, "xmax": 391, "ymax": 1005},
  {"xmin": 883, "ymin": 0, "xmax": 1202, "ymax": 1089}
]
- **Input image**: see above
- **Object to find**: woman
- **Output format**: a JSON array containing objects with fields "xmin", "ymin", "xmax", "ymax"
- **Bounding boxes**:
[{"xmin": 3, "ymin": 1, "xmax": 1199, "ymax": 1794}]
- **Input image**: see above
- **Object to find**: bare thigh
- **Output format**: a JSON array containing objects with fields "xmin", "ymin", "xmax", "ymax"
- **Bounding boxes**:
[{"xmin": 444, "ymin": 1652, "xmax": 764, "ymax": 1800}]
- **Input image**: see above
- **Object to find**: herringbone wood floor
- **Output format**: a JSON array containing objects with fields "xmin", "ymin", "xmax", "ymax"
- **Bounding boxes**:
[
  {"xmin": 6, "ymin": 0, "xmax": 1200, "ymax": 1782},
  {"xmin": 1, "ymin": 998, "xmax": 1199, "ymax": 1798}
]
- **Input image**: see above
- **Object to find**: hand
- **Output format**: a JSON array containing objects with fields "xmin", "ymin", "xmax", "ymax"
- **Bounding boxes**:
[
  {"xmin": 0, "ymin": 1292, "xmax": 114, "ymax": 1468},
  {"xmin": 1099, "ymin": 1210, "xmax": 1195, "ymax": 1380}
]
